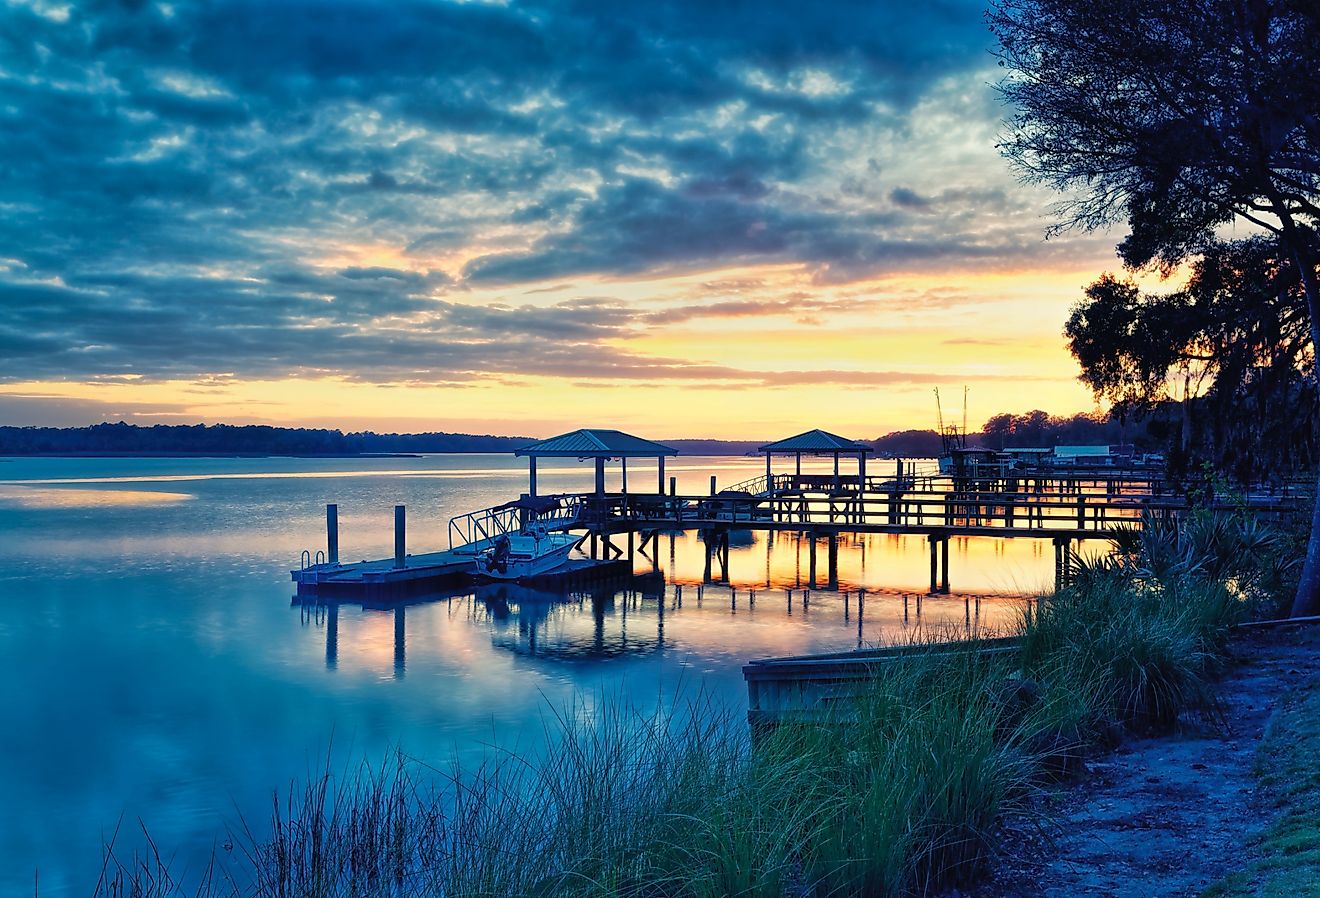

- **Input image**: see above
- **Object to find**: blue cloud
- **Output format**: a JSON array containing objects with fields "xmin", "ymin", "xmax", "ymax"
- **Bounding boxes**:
[{"xmin": 0, "ymin": 0, "xmax": 1071, "ymax": 384}]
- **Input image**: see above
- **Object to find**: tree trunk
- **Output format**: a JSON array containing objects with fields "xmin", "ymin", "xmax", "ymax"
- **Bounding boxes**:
[{"xmin": 1284, "ymin": 228, "xmax": 1320, "ymax": 617}]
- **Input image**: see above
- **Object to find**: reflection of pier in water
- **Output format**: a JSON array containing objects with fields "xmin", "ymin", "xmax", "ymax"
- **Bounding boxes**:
[{"xmin": 295, "ymin": 566, "xmax": 1008, "ymax": 674}]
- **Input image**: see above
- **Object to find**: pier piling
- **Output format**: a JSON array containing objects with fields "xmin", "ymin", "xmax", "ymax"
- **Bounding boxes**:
[
  {"xmin": 393, "ymin": 505, "xmax": 406, "ymax": 569},
  {"xmin": 326, "ymin": 504, "xmax": 339, "ymax": 565}
]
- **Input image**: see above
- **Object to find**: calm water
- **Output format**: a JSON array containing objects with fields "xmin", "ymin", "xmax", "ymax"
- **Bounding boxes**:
[{"xmin": 0, "ymin": 454, "xmax": 1053, "ymax": 895}]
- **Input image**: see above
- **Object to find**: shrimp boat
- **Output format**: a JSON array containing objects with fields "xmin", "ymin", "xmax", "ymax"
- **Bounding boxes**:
[{"xmin": 475, "ymin": 523, "xmax": 582, "ymax": 580}]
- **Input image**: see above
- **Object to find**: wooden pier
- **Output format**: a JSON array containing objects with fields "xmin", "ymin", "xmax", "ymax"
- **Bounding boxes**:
[{"xmin": 291, "ymin": 428, "xmax": 1300, "ymax": 599}]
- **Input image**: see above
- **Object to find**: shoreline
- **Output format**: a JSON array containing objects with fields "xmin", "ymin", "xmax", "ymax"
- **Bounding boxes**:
[{"xmin": 984, "ymin": 621, "xmax": 1320, "ymax": 897}]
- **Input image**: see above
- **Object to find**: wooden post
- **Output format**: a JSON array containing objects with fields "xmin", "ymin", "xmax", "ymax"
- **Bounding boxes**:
[
  {"xmin": 595, "ymin": 457, "xmax": 606, "ymax": 496},
  {"xmin": 827, "ymin": 534, "xmax": 838, "ymax": 588},
  {"xmin": 833, "ymin": 452, "xmax": 840, "ymax": 489},
  {"xmin": 929, "ymin": 536, "xmax": 938, "ymax": 594},
  {"xmin": 710, "ymin": 475, "xmax": 717, "ymax": 496},
  {"xmin": 393, "ymin": 505, "xmax": 406, "ymax": 569},
  {"xmin": 528, "ymin": 457, "xmax": 538, "ymax": 497},
  {"xmin": 940, "ymin": 537, "xmax": 950, "ymax": 594},
  {"xmin": 795, "ymin": 452, "xmax": 801, "ymax": 484},
  {"xmin": 858, "ymin": 452, "xmax": 867, "ymax": 496},
  {"xmin": 326, "ymin": 504, "xmax": 339, "ymax": 564},
  {"xmin": 765, "ymin": 451, "xmax": 772, "ymax": 488},
  {"xmin": 669, "ymin": 476, "xmax": 676, "ymax": 496},
  {"xmin": 657, "ymin": 455, "xmax": 665, "ymax": 494}
]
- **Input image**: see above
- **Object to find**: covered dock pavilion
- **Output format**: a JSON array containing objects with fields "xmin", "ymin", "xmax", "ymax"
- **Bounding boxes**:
[
  {"xmin": 515, "ymin": 428, "xmax": 679, "ymax": 496},
  {"xmin": 758, "ymin": 429, "xmax": 873, "ymax": 493}
]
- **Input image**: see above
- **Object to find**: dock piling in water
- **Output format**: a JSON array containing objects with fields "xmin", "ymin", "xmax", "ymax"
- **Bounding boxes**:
[
  {"xmin": 326, "ymin": 503, "xmax": 339, "ymax": 565},
  {"xmin": 394, "ymin": 505, "xmax": 406, "ymax": 569}
]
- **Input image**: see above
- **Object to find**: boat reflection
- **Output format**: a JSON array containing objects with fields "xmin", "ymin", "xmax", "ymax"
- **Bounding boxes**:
[{"xmin": 476, "ymin": 577, "xmax": 669, "ymax": 662}]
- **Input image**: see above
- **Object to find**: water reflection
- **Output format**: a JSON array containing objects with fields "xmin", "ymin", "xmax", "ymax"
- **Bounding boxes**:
[
  {"xmin": 0, "ymin": 485, "xmax": 195, "ymax": 507},
  {"xmin": 0, "ymin": 454, "xmax": 1051, "ymax": 897},
  {"xmin": 296, "ymin": 568, "xmax": 1027, "ymax": 678}
]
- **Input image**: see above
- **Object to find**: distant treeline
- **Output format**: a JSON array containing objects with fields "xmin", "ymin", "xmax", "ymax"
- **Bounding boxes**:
[
  {"xmin": 0, "ymin": 413, "xmax": 1144, "ymax": 458},
  {"xmin": 872, "ymin": 410, "xmax": 1142, "ymax": 457},
  {"xmin": 0, "ymin": 422, "xmax": 771, "ymax": 456},
  {"xmin": 0, "ymin": 422, "xmax": 533, "ymax": 456}
]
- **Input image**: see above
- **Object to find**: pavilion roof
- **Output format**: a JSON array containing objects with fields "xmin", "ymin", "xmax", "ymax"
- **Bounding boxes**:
[
  {"xmin": 514, "ymin": 428, "xmax": 679, "ymax": 458},
  {"xmin": 757, "ymin": 429, "xmax": 872, "ymax": 454}
]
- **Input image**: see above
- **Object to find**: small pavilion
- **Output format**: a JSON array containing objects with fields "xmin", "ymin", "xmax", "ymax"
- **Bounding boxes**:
[
  {"xmin": 514, "ymin": 428, "xmax": 679, "ymax": 496},
  {"xmin": 757, "ymin": 429, "xmax": 873, "ymax": 492}
]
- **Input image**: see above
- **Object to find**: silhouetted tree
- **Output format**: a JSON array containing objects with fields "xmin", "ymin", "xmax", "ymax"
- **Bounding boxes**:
[
  {"xmin": 990, "ymin": 0, "xmax": 1320, "ymax": 615},
  {"xmin": 1065, "ymin": 238, "xmax": 1317, "ymax": 482}
]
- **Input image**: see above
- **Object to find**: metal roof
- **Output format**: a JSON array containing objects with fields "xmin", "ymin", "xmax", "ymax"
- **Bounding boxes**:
[
  {"xmin": 514, "ymin": 428, "xmax": 679, "ymax": 458},
  {"xmin": 757, "ymin": 429, "xmax": 872, "ymax": 454},
  {"xmin": 1054, "ymin": 445, "xmax": 1111, "ymax": 457}
]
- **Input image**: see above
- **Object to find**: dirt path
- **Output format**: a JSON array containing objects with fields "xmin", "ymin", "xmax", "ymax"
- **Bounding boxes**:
[{"xmin": 982, "ymin": 623, "xmax": 1320, "ymax": 898}]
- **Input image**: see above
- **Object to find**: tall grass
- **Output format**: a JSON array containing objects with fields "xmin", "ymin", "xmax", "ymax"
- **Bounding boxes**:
[{"xmin": 93, "ymin": 511, "xmax": 1291, "ymax": 898}]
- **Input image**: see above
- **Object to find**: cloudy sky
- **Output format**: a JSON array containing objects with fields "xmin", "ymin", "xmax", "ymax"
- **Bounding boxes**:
[{"xmin": 0, "ymin": 0, "xmax": 1126, "ymax": 438}]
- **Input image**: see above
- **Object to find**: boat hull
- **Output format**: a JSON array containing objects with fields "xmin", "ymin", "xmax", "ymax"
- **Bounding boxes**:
[{"xmin": 476, "ymin": 534, "xmax": 580, "ymax": 581}]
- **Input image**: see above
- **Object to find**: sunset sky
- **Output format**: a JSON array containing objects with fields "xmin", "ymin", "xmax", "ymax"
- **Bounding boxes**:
[{"xmin": 0, "ymin": 0, "xmax": 1135, "ymax": 439}]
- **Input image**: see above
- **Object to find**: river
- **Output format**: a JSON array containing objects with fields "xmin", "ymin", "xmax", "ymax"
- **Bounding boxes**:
[{"xmin": 0, "ymin": 453, "xmax": 1053, "ymax": 895}]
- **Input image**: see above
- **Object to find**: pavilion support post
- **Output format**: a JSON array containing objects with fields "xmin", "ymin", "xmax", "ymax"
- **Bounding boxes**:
[
  {"xmin": 326, "ymin": 504, "xmax": 338, "ymax": 565},
  {"xmin": 669, "ymin": 476, "xmax": 676, "ymax": 497},
  {"xmin": 622, "ymin": 458, "xmax": 628, "ymax": 496},
  {"xmin": 765, "ymin": 452, "xmax": 772, "ymax": 488},
  {"xmin": 833, "ymin": 452, "xmax": 840, "ymax": 490},
  {"xmin": 595, "ymin": 457, "xmax": 606, "ymax": 496},
  {"xmin": 394, "ymin": 505, "xmax": 406, "ymax": 569},
  {"xmin": 710, "ymin": 475, "xmax": 717, "ymax": 496},
  {"xmin": 795, "ymin": 452, "xmax": 801, "ymax": 487},
  {"xmin": 528, "ymin": 457, "xmax": 538, "ymax": 497},
  {"xmin": 657, "ymin": 455, "xmax": 665, "ymax": 494}
]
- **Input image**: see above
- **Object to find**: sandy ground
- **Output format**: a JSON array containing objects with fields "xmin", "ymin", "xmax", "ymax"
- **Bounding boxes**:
[{"xmin": 979, "ymin": 622, "xmax": 1320, "ymax": 898}]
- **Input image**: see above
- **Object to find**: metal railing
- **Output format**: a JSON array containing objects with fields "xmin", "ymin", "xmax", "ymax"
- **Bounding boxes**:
[
  {"xmin": 591, "ymin": 489, "xmax": 1297, "ymax": 535},
  {"xmin": 447, "ymin": 495, "xmax": 584, "ymax": 551}
]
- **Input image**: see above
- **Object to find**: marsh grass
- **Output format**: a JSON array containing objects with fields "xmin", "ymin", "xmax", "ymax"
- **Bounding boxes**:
[
  {"xmin": 93, "ymin": 514, "xmax": 1284, "ymax": 898},
  {"xmin": 91, "ymin": 651, "xmax": 1047, "ymax": 898}
]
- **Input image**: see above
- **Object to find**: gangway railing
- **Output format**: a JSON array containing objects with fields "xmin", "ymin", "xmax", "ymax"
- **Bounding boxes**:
[{"xmin": 447, "ymin": 495, "xmax": 584, "ymax": 552}]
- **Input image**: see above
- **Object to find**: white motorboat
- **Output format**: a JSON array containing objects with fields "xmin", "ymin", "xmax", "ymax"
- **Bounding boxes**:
[{"xmin": 475, "ymin": 524, "xmax": 581, "ymax": 580}]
